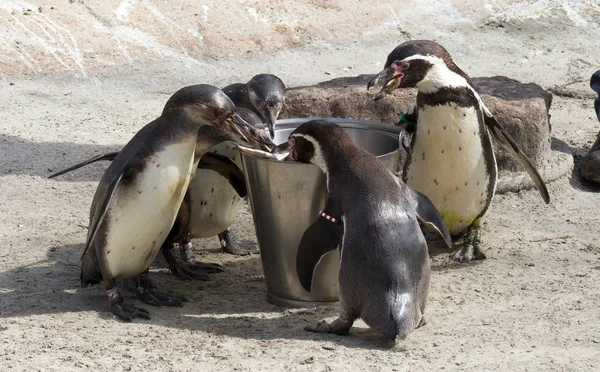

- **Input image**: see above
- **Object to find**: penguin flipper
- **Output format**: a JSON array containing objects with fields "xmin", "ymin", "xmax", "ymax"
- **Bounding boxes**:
[
  {"xmin": 197, "ymin": 152, "xmax": 247, "ymax": 198},
  {"xmin": 81, "ymin": 173, "xmax": 123, "ymax": 260},
  {"xmin": 296, "ymin": 196, "xmax": 343, "ymax": 292},
  {"xmin": 49, "ymin": 151, "xmax": 119, "ymax": 178},
  {"xmin": 483, "ymin": 111, "xmax": 550, "ymax": 204},
  {"xmin": 406, "ymin": 187, "xmax": 452, "ymax": 248}
]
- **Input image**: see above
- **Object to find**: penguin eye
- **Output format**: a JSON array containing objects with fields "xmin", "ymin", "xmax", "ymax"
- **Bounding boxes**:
[{"xmin": 400, "ymin": 62, "xmax": 410, "ymax": 71}]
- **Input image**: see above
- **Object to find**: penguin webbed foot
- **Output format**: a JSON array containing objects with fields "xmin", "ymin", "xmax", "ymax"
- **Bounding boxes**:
[
  {"xmin": 305, "ymin": 317, "xmax": 353, "ymax": 336},
  {"xmin": 135, "ymin": 273, "xmax": 186, "ymax": 307},
  {"xmin": 178, "ymin": 241, "xmax": 225, "ymax": 277},
  {"xmin": 111, "ymin": 302, "xmax": 151, "ymax": 322},
  {"xmin": 218, "ymin": 229, "xmax": 258, "ymax": 256},
  {"xmin": 107, "ymin": 287, "xmax": 150, "ymax": 322},
  {"xmin": 450, "ymin": 226, "xmax": 486, "ymax": 263},
  {"xmin": 163, "ymin": 240, "xmax": 223, "ymax": 281}
]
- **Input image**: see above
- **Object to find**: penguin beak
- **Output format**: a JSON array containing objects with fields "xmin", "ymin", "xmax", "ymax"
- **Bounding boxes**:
[
  {"xmin": 271, "ymin": 141, "xmax": 289, "ymax": 154},
  {"xmin": 227, "ymin": 113, "xmax": 276, "ymax": 151},
  {"xmin": 265, "ymin": 108, "xmax": 278, "ymax": 139},
  {"xmin": 373, "ymin": 74, "xmax": 402, "ymax": 101},
  {"xmin": 367, "ymin": 68, "xmax": 392, "ymax": 91},
  {"xmin": 368, "ymin": 66, "xmax": 404, "ymax": 101},
  {"xmin": 259, "ymin": 102, "xmax": 283, "ymax": 140}
]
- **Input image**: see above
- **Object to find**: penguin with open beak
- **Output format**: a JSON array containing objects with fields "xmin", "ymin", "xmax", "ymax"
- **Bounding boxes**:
[
  {"xmin": 78, "ymin": 84, "xmax": 273, "ymax": 321},
  {"xmin": 368, "ymin": 40, "xmax": 550, "ymax": 263}
]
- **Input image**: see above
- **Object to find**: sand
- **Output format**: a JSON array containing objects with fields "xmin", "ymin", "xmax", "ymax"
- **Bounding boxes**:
[{"xmin": 1, "ymin": 6, "xmax": 600, "ymax": 372}]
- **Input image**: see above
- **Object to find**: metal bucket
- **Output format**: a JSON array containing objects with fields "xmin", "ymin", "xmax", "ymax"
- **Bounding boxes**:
[{"xmin": 240, "ymin": 118, "xmax": 401, "ymax": 307}]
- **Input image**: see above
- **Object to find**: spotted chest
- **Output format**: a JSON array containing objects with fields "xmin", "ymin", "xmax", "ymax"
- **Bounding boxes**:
[
  {"xmin": 103, "ymin": 140, "xmax": 196, "ymax": 279},
  {"xmin": 188, "ymin": 141, "xmax": 244, "ymax": 237},
  {"xmin": 405, "ymin": 103, "xmax": 496, "ymax": 235}
]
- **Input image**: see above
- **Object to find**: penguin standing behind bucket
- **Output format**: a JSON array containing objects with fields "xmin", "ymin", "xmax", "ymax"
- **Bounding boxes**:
[
  {"xmin": 286, "ymin": 120, "xmax": 452, "ymax": 341},
  {"xmin": 189, "ymin": 74, "xmax": 286, "ymax": 255},
  {"xmin": 79, "ymin": 84, "xmax": 274, "ymax": 321},
  {"xmin": 222, "ymin": 73, "xmax": 286, "ymax": 138},
  {"xmin": 368, "ymin": 40, "xmax": 550, "ymax": 263},
  {"xmin": 50, "ymin": 75, "xmax": 286, "ymax": 259}
]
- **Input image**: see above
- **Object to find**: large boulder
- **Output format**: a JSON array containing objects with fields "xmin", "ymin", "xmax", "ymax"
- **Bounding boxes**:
[{"xmin": 280, "ymin": 75, "xmax": 553, "ymax": 172}]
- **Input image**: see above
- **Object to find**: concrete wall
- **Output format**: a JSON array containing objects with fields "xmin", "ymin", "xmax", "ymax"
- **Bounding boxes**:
[{"xmin": 1, "ymin": 0, "xmax": 598, "ymax": 77}]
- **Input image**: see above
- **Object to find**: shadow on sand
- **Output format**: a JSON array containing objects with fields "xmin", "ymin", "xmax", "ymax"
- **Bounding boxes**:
[
  {"xmin": 0, "ymin": 133, "xmax": 118, "ymax": 181},
  {"xmin": 0, "ymin": 233, "xmax": 463, "ymax": 350}
]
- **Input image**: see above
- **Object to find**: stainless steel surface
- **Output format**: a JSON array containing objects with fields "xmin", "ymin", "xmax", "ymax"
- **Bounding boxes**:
[{"xmin": 241, "ymin": 118, "xmax": 401, "ymax": 307}]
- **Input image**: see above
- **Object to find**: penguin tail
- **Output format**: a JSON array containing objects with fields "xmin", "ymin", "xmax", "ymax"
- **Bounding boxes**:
[{"xmin": 384, "ymin": 292, "xmax": 416, "ymax": 342}]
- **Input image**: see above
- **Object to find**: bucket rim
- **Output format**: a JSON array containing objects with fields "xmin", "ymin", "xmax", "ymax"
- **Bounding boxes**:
[{"xmin": 241, "ymin": 117, "xmax": 403, "ymax": 163}]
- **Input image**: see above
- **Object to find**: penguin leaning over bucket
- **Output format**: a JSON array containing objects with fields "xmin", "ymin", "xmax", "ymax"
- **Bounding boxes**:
[
  {"xmin": 580, "ymin": 70, "xmax": 600, "ymax": 183},
  {"xmin": 187, "ymin": 74, "xmax": 286, "ymax": 256},
  {"xmin": 49, "ymin": 104, "xmax": 263, "ymax": 280},
  {"xmin": 79, "ymin": 84, "xmax": 274, "ymax": 321},
  {"xmin": 367, "ymin": 40, "xmax": 550, "ymax": 263},
  {"xmin": 285, "ymin": 120, "xmax": 452, "ymax": 341},
  {"xmin": 50, "ymin": 77, "xmax": 286, "ymax": 259},
  {"xmin": 172, "ymin": 106, "xmax": 267, "ymax": 258}
]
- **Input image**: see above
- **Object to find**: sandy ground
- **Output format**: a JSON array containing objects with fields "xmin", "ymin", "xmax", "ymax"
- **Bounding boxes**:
[{"xmin": 2, "ymin": 16, "xmax": 600, "ymax": 372}]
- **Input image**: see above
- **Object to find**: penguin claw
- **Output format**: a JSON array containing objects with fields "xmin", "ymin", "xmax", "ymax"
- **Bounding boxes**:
[
  {"xmin": 305, "ymin": 318, "xmax": 353, "ymax": 336},
  {"xmin": 450, "ymin": 243, "xmax": 486, "ymax": 263},
  {"xmin": 137, "ymin": 286, "xmax": 186, "ymax": 307},
  {"xmin": 166, "ymin": 242, "xmax": 223, "ymax": 281},
  {"xmin": 219, "ymin": 230, "xmax": 258, "ymax": 256},
  {"xmin": 110, "ymin": 303, "xmax": 151, "ymax": 322},
  {"xmin": 187, "ymin": 262, "xmax": 224, "ymax": 274},
  {"xmin": 178, "ymin": 240, "xmax": 224, "ymax": 272},
  {"xmin": 304, "ymin": 320, "xmax": 332, "ymax": 334},
  {"xmin": 170, "ymin": 266, "xmax": 211, "ymax": 281}
]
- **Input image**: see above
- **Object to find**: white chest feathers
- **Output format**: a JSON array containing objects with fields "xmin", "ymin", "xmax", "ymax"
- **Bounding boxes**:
[
  {"xmin": 104, "ymin": 140, "xmax": 196, "ymax": 279},
  {"xmin": 187, "ymin": 141, "xmax": 245, "ymax": 237},
  {"xmin": 406, "ymin": 104, "xmax": 495, "ymax": 235}
]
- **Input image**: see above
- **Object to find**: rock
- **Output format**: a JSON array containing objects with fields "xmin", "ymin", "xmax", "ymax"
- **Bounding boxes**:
[
  {"xmin": 473, "ymin": 76, "xmax": 552, "ymax": 171},
  {"xmin": 281, "ymin": 75, "xmax": 553, "ymax": 172}
]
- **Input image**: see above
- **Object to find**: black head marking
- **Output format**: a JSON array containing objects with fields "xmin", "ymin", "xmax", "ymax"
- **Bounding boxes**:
[
  {"xmin": 247, "ymin": 74, "xmax": 286, "ymax": 107},
  {"xmin": 162, "ymin": 84, "xmax": 235, "ymax": 121},
  {"xmin": 384, "ymin": 40, "xmax": 471, "ymax": 83},
  {"xmin": 247, "ymin": 74, "xmax": 286, "ymax": 138},
  {"xmin": 369, "ymin": 40, "xmax": 473, "ymax": 100},
  {"xmin": 161, "ymin": 85, "xmax": 275, "ymax": 151},
  {"xmin": 222, "ymin": 83, "xmax": 248, "ymax": 106},
  {"xmin": 236, "ymin": 107, "xmax": 265, "ymax": 130},
  {"xmin": 393, "ymin": 58, "xmax": 433, "ymax": 89},
  {"xmin": 288, "ymin": 120, "xmax": 352, "ymax": 167}
]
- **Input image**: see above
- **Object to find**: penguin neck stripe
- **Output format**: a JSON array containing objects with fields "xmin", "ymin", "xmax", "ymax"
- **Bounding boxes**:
[
  {"xmin": 320, "ymin": 211, "xmax": 340, "ymax": 224},
  {"xmin": 407, "ymin": 55, "xmax": 469, "ymax": 93},
  {"xmin": 291, "ymin": 133, "xmax": 329, "ymax": 188}
]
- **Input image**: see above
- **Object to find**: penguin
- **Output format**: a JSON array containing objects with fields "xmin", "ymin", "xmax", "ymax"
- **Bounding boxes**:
[
  {"xmin": 50, "ymin": 77, "xmax": 286, "ymax": 259},
  {"xmin": 222, "ymin": 73, "xmax": 286, "ymax": 138},
  {"xmin": 580, "ymin": 70, "xmax": 600, "ymax": 183},
  {"xmin": 285, "ymin": 120, "xmax": 451, "ymax": 341},
  {"xmin": 79, "ymin": 84, "xmax": 274, "ymax": 321},
  {"xmin": 184, "ymin": 74, "xmax": 286, "ymax": 255},
  {"xmin": 187, "ymin": 104, "xmax": 276, "ymax": 257},
  {"xmin": 49, "ymin": 103, "xmax": 277, "ymax": 280},
  {"xmin": 367, "ymin": 40, "xmax": 550, "ymax": 263}
]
